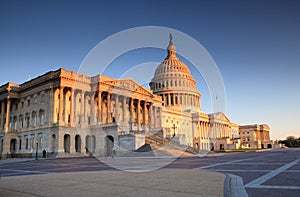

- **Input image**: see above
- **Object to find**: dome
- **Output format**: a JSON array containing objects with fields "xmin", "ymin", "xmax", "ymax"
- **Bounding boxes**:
[{"xmin": 150, "ymin": 34, "xmax": 201, "ymax": 110}]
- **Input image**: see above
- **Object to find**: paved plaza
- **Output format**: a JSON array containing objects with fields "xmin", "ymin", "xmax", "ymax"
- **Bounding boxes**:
[{"xmin": 0, "ymin": 148, "xmax": 299, "ymax": 196}]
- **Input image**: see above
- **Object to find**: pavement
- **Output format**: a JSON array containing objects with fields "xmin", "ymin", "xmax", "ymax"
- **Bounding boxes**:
[
  {"xmin": 0, "ymin": 169, "xmax": 227, "ymax": 197},
  {"xmin": 0, "ymin": 157, "xmax": 248, "ymax": 197}
]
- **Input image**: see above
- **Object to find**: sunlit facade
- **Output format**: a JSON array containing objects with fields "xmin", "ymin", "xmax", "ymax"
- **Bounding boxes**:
[{"xmin": 0, "ymin": 36, "xmax": 271, "ymax": 158}]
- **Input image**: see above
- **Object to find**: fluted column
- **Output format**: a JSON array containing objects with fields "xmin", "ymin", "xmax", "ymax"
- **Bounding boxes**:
[
  {"xmin": 168, "ymin": 94, "xmax": 171, "ymax": 106},
  {"xmin": 5, "ymin": 97, "xmax": 10, "ymax": 133},
  {"xmin": 136, "ymin": 99, "xmax": 140, "ymax": 131},
  {"xmin": 143, "ymin": 101, "xmax": 147, "ymax": 129},
  {"xmin": 80, "ymin": 90, "xmax": 85, "ymax": 125},
  {"xmin": 70, "ymin": 88, "xmax": 74, "ymax": 124},
  {"xmin": 115, "ymin": 94, "xmax": 119, "ymax": 122},
  {"xmin": 122, "ymin": 96, "xmax": 126, "ymax": 123},
  {"xmin": 173, "ymin": 93, "xmax": 176, "ymax": 105},
  {"xmin": 0, "ymin": 100, "xmax": 5, "ymax": 130},
  {"xmin": 59, "ymin": 86, "xmax": 64, "ymax": 123},
  {"xmin": 152, "ymin": 106, "xmax": 156, "ymax": 128},
  {"xmin": 91, "ymin": 92, "xmax": 95, "ymax": 125},
  {"xmin": 52, "ymin": 87, "xmax": 56, "ymax": 123},
  {"xmin": 148, "ymin": 103, "xmax": 152, "ymax": 130},
  {"xmin": 130, "ymin": 98, "xmax": 134, "ymax": 122},
  {"xmin": 107, "ymin": 93, "xmax": 111, "ymax": 123},
  {"xmin": 98, "ymin": 91, "xmax": 102, "ymax": 124}
]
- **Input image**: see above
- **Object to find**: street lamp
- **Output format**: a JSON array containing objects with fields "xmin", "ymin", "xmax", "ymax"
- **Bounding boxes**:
[
  {"xmin": 35, "ymin": 138, "xmax": 38, "ymax": 160},
  {"xmin": 172, "ymin": 124, "xmax": 177, "ymax": 137}
]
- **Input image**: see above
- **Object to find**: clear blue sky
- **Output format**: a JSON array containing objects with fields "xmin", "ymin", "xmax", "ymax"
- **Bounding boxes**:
[{"xmin": 0, "ymin": 0, "xmax": 299, "ymax": 140}]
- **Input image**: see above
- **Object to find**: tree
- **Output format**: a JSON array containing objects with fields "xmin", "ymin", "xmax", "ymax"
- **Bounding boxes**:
[{"xmin": 282, "ymin": 136, "xmax": 300, "ymax": 148}]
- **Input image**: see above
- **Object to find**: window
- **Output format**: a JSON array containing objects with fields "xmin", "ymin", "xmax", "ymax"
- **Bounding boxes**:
[
  {"xmin": 25, "ymin": 138, "xmax": 28, "ymax": 150},
  {"xmin": 31, "ymin": 138, "xmax": 34, "ymax": 149},
  {"xmin": 34, "ymin": 97, "xmax": 38, "ymax": 104},
  {"xmin": 32, "ymin": 113, "xmax": 37, "ymax": 127},
  {"xmin": 39, "ymin": 136, "xmax": 42, "ymax": 149},
  {"xmin": 21, "ymin": 102, "xmax": 24, "ymax": 108},
  {"xmin": 41, "ymin": 95, "xmax": 45, "ymax": 102},
  {"xmin": 19, "ymin": 139, "xmax": 22, "ymax": 150},
  {"xmin": 40, "ymin": 111, "xmax": 45, "ymax": 126},
  {"xmin": 26, "ymin": 116, "xmax": 30, "ymax": 128},
  {"xmin": 21, "ymin": 118, "xmax": 24, "ymax": 128},
  {"xmin": 27, "ymin": 100, "xmax": 30, "ymax": 106}
]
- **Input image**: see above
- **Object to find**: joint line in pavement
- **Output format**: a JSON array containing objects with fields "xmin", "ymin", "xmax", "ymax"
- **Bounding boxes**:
[
  {"xmin": 193, "ymin": 158, "xmax": 253, "ymax": 170},
  {"xmin": 245, "ymin": 158, "xmax": 300, "ymax": 188}
]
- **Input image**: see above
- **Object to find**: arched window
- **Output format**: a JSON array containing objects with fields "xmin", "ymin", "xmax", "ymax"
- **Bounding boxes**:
[
  {"xmin": 32, "ymin": 112, "xmax": 37, "ymax": 127},
  {"xmin": 39, "ymin": 109, "xmax": 45, "ymax": 126}
]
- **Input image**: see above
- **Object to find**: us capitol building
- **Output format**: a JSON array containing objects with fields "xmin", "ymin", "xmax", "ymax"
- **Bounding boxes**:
[{"xmin": 0, "ymin": 35, "xmax": 272, "ymax": 158}]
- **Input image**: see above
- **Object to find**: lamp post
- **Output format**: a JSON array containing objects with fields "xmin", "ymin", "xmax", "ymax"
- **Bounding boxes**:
[
  {"xmin": 35, "ymin": 139, "xmax": 38, "ymax": 160},
  {"xmin": 172, "ymin": 124, "xmax": 177, "ymax": 137}
]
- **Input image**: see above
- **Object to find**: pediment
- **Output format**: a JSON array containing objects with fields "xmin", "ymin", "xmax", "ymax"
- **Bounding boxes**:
[
  {"xmin": 102, "ymin": 79, "xmax": 154, "ymax": 96},
  {"xmin": 210, "ymin": 112, "xmax": 231, "ymax": 123}
]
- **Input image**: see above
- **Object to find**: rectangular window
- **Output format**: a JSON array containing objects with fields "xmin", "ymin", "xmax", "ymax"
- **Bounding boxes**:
[
  {"xmin": 34, "ymin": 98, "xmax": 38, "ymax": 104},
  {"xmin": 41, "ymin": 95, "xmax": 45, "ymax": 102},
  {"xmin": 27, "ymin": 100, "xmax": 30, "ymax": 106},
  {"xmin": 19, "ymin": 139, "xmax": 22, "ymax": 150},
  {"xmin": 25, "ymin": 139, "xmax": 28, "ymax": 150},
  {"xmin": 31, "ymin": 138, "xmax": 34, "ymax": 149},
  {"xmin": 39, "ymin": 137, "xmax": 42, "ymax": 149}
]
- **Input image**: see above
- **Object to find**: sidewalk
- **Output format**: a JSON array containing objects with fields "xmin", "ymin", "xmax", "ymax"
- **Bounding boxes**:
[{"xmin": 0, "ymin": 170, "xmax": 225, "ymax": 197}]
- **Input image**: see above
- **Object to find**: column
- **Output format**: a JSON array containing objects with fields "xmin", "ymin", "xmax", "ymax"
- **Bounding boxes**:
[
  {"xmin": 122, "ymin": 96, "xmax": 126, "ymax": 123},
  {"xmin": 143, "ymin": 101, "xmax": 147, "ymax": 129},
  {"xmin": 59, "ymin": 86, "xmax": 64, "ymax": 123},
  {"xmin": 64, "ymin": 90, "xmax": 68, "ymax": 123},
  {"xmin": 107, "ymin": 93, "xmax": 111, "ymax": 123},
  {"xmin": 51, "ymin": 87, "xmax": 56, "ymax": 123},
  {"xmin": 115, "ymin": 94, "xmax": 119, "ymax": 122},
  {"xmin": 98, "ymin": 91, "xmax": 102, "ymax": 124},
  {"xmin": 173, "ymin": 93, "xmax": 176, "ymax": 105},
  {"xmin": 130, "ymin": 98, "xmax": 134, "ymax": 121},
  {"xmin": 91, "ymin": 92, "xmax": 95, "ymax": 124},
  {"xmin": 5, "ymin": 97, "xmax": 10, "ymax": 133},
  {"xmin": 168, "ymin": 94, "xmax": 171, "ymax": 106},
  {"xmin": 80, "ymin": 90, "xmax": 85, "ymax": 125},
  {"xmin": 70, "ymin": 88, "xmax": 75, "ymax": 124},
  {"xmin": 136, "ymin": 99, "xmax": 140, "ymax": 130},
  {"xmin": 185, "ymin": 94, "xmax": 188, "ymax": 105},
  {"xmin": 152, "ymin": 106, "xmax": 156, "ymax": 128},
  {"xmin": 148, "ymin": 103, "xmax": 152, "ymax": 130},
  {"xmin": 0, "ymin": 100, "xmax": 4, "ymax": 130}
]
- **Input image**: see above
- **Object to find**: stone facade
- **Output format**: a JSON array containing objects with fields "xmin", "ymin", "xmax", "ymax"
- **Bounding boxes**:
[
  {"xmin": 239, "ymin": 124, "xmax": 272, "ymax": 149},
  {"xmin": 0, "ymin": 35, "xmax": 271, "ymax": 158}
]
